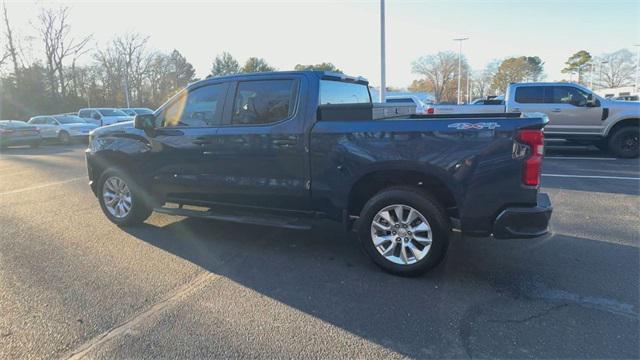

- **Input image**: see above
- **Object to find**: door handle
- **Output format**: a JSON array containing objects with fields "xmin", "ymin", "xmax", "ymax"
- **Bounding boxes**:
[
  {"xmin": 551, "ymin": 108, "xmax": 562, "ymax": 113},
  {"xmin": 193, "ymin": 138, "xmax": 212, "ymax": 145},
  {"xmin": 273, "ymin": 139, "xmax": 297, "ymax": 146}
]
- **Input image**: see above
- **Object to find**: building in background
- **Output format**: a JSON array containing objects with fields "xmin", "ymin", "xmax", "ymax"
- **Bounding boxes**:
[{"xmin": 595, "ymin": 86, "xmax": 639, "ymax": 101}]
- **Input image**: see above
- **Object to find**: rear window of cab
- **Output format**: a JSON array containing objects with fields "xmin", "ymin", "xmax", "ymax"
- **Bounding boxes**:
[{"xmin": 320, "ymin": 80, "xmax": 371, "ymax": 105}]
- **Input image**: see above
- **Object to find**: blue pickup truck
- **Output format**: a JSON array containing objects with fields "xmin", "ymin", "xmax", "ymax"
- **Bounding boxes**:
[{"xmin": 86, "ymin": 71, "xmax": 552, "ymax": 276}]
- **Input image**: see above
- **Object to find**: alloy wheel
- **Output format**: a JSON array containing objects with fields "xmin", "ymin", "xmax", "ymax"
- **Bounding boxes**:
[
  {"xmin": 370, "ymin": 204, "xmax": 433, "ymax": 265},
  {"xmin": 102, "ymin": 176, "xmax": 132, "ymax": 218}
]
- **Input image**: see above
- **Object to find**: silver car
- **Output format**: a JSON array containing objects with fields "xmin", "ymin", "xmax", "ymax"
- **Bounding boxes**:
[{"xmin": 28, "ymin": 115, "xmax": 98, "ymax": 144}]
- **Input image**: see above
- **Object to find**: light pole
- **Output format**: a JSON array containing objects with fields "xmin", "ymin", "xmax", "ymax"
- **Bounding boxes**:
[
  {"xmin": 453, "ymin": 37, "xmax": 469, "ymax": 104},
  {"xmin": 634, "ymin": 44, "xmax": 640, "ymax": 92},
  {"xmin": 589, "ymin": 62, "xmax": 595, "ymax": 89},
  {"xmin": 599, "ymin": 60, "xmax": 608, "ymax": 90},
  {"xmin": 379, "ymin": 0, "xmax": 386, "ymax": 103},
  {"xmin": 467, "ymin": 72, "xmax": 471, "ymax": 103}
]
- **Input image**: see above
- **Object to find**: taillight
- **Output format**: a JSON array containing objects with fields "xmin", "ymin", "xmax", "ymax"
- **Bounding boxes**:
[
  {"xmin": 517, "ymin": 129, "xmax": 544, "ymax": 186},
  {"xmin": 427, "ymin": 107, "xmax": 435, "ymax": 114}
]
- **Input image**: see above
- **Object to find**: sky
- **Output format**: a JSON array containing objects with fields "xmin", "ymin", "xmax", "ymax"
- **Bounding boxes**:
[{"xmin": 3, "ymin": 0, "xmax": 640, "ymax": 88}]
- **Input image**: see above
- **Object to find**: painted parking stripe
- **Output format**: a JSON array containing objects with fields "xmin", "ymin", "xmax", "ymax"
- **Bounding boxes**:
[
  {"xmin": 546, "ymin": 157, "xmax": 617, "ymax": 161},
  {"xmin": 542, "ymin": 174, "xmax": 640, "ymax": 181},
  {"xmin": 0, "ymin": 177, "xmax": 84, "ymax": 196}
]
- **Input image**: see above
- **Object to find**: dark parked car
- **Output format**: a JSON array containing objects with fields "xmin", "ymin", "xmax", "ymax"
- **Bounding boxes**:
[
  {"xmin": 0, "ymin": 120, "xmax": 42, "ymax": 149},
  {"xmin": 86, "ymin": 71, "xmax": 552, "ymax": 276}
]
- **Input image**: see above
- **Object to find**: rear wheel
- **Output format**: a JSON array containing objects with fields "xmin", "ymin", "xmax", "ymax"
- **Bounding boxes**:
[
  {"xmin": 357, "ymin": 186, "xmax": 450, "ymax": 276},
  {"xmin": 58, "ymin": 131, "xmax": 71, "ymax": 145},
  {"xmin": 608, "ymin": 126, "xmax": 639, "ymax": 158},
  {"xmin": 97, "ymin": 168, "xmax": 152, "ymax": 226}
]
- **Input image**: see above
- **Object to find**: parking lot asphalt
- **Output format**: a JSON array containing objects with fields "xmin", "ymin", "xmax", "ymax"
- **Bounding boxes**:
[{"xmin": 0, "ymin": 143, "xmax": 638, "ymax": 359}]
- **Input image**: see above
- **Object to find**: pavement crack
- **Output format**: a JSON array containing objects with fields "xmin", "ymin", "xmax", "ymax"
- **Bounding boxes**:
[
  {"xmin": 63, "ymin": 271, "xmax": 220, "ymax": 360},
  {"xmin": 487, "ymin": 303, "xmax": 569, "ymax": 324}
]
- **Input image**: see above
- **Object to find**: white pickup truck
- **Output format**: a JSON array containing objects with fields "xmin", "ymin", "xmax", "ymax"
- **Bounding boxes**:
[{"xmin": 432, "ymin": 82, "xmax": 639, "ymax": 158}]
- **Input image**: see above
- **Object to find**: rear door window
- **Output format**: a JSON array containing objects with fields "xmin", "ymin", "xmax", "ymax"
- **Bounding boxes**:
[
  {"xmin": 231, "ymin": 79, "xmax": 298, "ymax": 125},
  {"xmin": 78, "ymin": 110, "xmax": 91, "ymax": 118},
  {"xmin": 514, "ymin": 87, "xmax": 544, "ymax": 104},
  {"xmin": 320, "ymin": 80, "xmax": 371, "ymax": 104}
]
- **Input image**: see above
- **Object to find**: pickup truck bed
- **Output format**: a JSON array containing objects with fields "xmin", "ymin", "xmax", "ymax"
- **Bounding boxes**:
[{"xmin": 86, "ymin": 70, "xmax": 552, "ymax": 276}]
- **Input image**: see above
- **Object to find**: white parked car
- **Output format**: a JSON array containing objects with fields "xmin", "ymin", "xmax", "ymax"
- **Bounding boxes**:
[
  {"xmin": 78, "ymin": 108, "xmax": 133, "ymax": 126},
  {"xmin": 119, "ymin": 108, "xmax": 154, "ymax": 116},
  {"xmin": 28, "ymin": 115, "xmax": 97, "ymax": 144},
  {"xmin": 385, "ymin": 95, "xmax": 433, "ymax": 114}
]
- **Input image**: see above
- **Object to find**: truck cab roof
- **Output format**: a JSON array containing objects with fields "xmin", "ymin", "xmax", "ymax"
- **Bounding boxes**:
[{"xmin": 201, "ymin": 70, "xmax": 368, "ymax": 86}]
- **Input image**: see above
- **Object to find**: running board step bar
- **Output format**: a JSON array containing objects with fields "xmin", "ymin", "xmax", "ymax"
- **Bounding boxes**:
[{"xmin": 154, "ymin": 206, "xmax": 312, "ymax": 230}]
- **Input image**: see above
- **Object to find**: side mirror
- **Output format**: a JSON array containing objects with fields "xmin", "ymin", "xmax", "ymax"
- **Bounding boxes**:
[
  {"xmin": 586, "ymin": 94, "xmax": 598, "ymax": 107},
  {"xmin": 134, "ymin": 113, "xmax": 156, "ymax": 132}
]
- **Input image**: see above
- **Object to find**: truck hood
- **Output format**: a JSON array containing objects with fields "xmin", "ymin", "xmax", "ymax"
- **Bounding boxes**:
[
  {"xmin": 103, "ymin": 115, "xmax": 134, "ymax": 122},
  {"xmin": 602, "ymin": 99, "xmax": 640, "ymax": 108},
  {"xmin": 90, "ymin": 121, "xmax": 136, "ymax": 137}
]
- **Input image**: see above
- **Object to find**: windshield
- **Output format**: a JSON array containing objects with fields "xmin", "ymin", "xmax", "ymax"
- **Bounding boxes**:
[
  {"xmin": 98, "ymin": 109, "xmax": 128, "ymax": 117},
  {"xmin": 134, "ymin": 108, "xmax": 154, "ymax": 115},
  {"xmin": 54, "ymin": 116, "xmax": 86, "ymax": 124}
]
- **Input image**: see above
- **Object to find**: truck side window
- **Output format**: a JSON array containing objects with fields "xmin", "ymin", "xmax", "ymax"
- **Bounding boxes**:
[
  {"xmin": 545, "ymin": 86, "xmax": 589, "ymax": 107},
  {"xmin": 162, "ymin": 83, "xmax": 227, "ymax": 127},
  {"xmin": 231, "ymin": 80, "xmax": 297, "ymax": 125},
  {"xmin": 320, "ymin": 80, "xmax": 371, "ymax": 104},
  {"xmin": 514, "ymin": 87, "xmax": 544, "ymax": 103}
]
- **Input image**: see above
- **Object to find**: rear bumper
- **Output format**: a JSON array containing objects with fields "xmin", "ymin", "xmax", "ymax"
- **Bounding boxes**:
[{"xmin": 493, "ymin": 193, "xmax": 552, "ymax": 238}]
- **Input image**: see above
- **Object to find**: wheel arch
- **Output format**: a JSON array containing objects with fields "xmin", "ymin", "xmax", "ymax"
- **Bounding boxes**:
[
  {"xmin": 347, "ymin": 169, "xmax": 459, "ymax": 220},
  {"xmin": 89, "ymin": 150, "xmax": 137, "ymax": 193},
  {"xmin": 605, "ymin": 118, "xmax": 639, "ymax": 137}
]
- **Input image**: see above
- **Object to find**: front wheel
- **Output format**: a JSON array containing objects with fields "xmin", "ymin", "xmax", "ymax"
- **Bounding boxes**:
[
  {"xmin": 97, "ymin": 168, "xmax": 152, "ymax": 226},
  {"xmin": 58, "ymin": 131, "xmax": 71, "ymax": 145},
  {"xmin": 357, "ymin": 186, "xmax": 450, "ymax": 276},
  {"xmin": 608, "ymin": 126, "xmax": 639, "ymax": 158}
]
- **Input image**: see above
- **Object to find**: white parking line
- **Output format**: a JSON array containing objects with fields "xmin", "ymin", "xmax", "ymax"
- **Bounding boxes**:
[
  {"xmin": 0, "ymin": 177, "xmax": 84, "ymax": 196},
  {"xmin": 546, "ymin": 157, "xmax": 617, "ymax": 161},
  {"xmin": 542, "ymin": 174, "xmax": 640, "ymax": 181}
]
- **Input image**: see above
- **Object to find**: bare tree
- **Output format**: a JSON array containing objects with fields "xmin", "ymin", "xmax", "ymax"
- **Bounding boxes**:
[
  {"xmin": 38, "ymin": 6, "xmax": 91, "ymax": 98},
  {"xmin": 411, "ymin": 51, "xmax": 467, "ymax": 103},
  {"xmin": 596, "ymin": 49, "xmax": 636, "ymax": 88},
  {"xmin": 472, "ymin": 60, "xmax": 499, "ymax": 98},
  {"xmin": 113, "ymin": 33, "xmax": 150, "ymax": 105},
  {"xmin": 2, "ymin": 3, "xmax": 21, "ymax": 78}
]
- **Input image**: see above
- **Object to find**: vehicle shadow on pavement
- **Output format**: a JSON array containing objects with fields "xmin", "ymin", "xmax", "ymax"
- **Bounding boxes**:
[{"xmin": 123, "ymin": 217, "xmax": 640, "ymax": 359}]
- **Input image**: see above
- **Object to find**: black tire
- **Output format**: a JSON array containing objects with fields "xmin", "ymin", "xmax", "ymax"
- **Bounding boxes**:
[
  {"xmin": 30, "ymin": 141, "xmax": 41, "ymax": 149},
  {"xmin": 58, "ymin": 131, "xmax": 71, "ymax": 145},
  {"xmin": 607, "ymin": 126, "xmax": 639, "ymax": 158},
  {"xmin": 97, "ymin": 167, "xmax": 152, "ymax": 226},
  {"xmin": 357, "ymin": 186, "xmax": 450, "ymax": 276}
]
